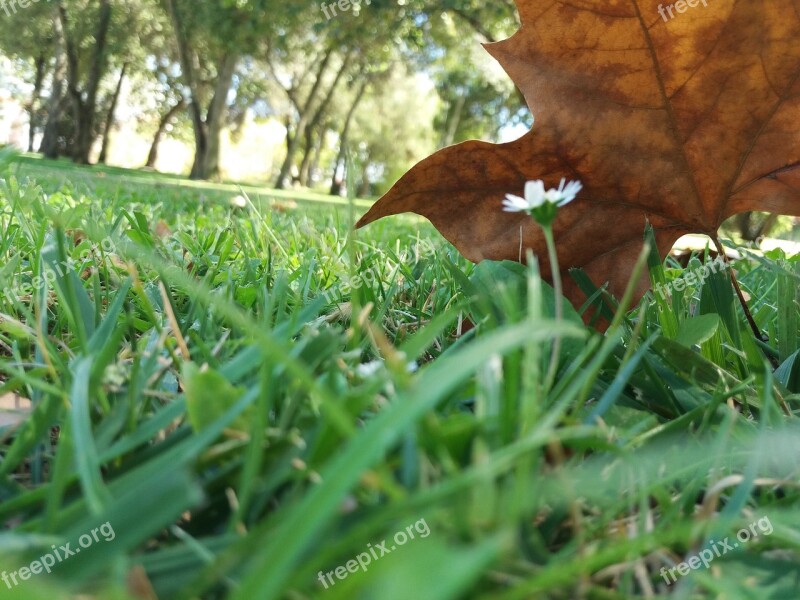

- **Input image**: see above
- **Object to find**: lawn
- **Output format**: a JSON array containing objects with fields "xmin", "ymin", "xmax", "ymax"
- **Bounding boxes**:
[{"xmin": 0, "ymin": 155, "xmax": 799, "ymax": 599}]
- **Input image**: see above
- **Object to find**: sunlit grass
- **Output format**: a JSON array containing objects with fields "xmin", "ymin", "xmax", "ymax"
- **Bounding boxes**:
[{"xmin": 0, "ymin": 156, "xmax": 798, "ymax": 600}]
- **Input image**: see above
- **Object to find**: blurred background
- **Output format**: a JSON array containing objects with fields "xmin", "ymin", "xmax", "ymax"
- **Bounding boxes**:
[
  {"xmin": 0, "ymin": 0, "xmax": 528, "ymax": 195},
  {"xmin": 1, "ymin": 0, "xmax": 796, "ymax": 241}
]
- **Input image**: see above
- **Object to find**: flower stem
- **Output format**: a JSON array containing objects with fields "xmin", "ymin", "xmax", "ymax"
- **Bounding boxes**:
[{"xmin": 542, "ymin": 225, "xmax": 562, "ymax": 390}]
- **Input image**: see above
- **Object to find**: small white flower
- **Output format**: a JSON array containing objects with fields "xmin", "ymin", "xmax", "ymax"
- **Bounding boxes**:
[
  {"xmin": 503, "ymin": 180, "xmax": 547, "ymax": 212},
  {"xmin": 356, "ymin": 360, "xmax": 383, "ymax": 378},
  {"xmin": 230, "ymin": 195, "xmax": 247, "ymax": 208},
  {"xmin": 355, "ymin": 357, "xmax": 418, "ymax": 377},
  {"xmin": 503, "ymin": 179, "xmax": 582, "ymax": 213}
]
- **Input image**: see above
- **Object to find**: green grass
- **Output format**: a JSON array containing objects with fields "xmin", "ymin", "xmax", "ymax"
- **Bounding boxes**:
[
  {"xmin": 11, "ymin": 153, "xmax": 374, "ymax": 209},
  {"xmin": 0, "ymin": 155, "xmax": 799, "ymax": 600}
]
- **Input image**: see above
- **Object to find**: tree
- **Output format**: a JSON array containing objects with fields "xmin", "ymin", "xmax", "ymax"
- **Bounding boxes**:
[
  {"xmin": 12, "ymin": 0, "xmax": 146, "ymax": 163},
  {"xmin": 343, "ymin": 67, "xmax": 438, "ymax": 197},
  {"xmin": 271, "ymin": 46, "xmax": 349, "ymax": 189},
  {"xmin": 97, "ymin": 62, "xmax": 128, "ymax": 164},
  {"xmin": 162, "ymin": 0, "xmax": 272, "ymax": 180},
  {"xmin": 432, "ymin": 51, "xmax": 529, "ymax": 148},
  {"xmin": 145, "ymin": 97, "xmax": 187, "ymax": 168},
  {"xmin": 262, "ymin": 0, "xmax": 520, "ymax": 193},
  {"xmin": 263, "ymin": 1, "xmax": 417, "ymax": 190},
  {"xmin": 0, "ymin": 3, "xmax": 58, "ymax": 153},
  {"xmin": 58, "ymin": 0, "xmax": 114, "ymax": 163},
  {"xmin": 261, "ymin": 16, "xmax": 350, "ymax": 189},
  {"xmin": 329, "ymin": 76, "xmax": 370, "ymax": 196}
]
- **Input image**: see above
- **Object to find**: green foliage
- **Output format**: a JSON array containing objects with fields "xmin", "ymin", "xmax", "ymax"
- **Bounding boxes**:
[
  {"xmin": 0, "ymin": 0, "xmax": 531, "ymax": 183},
  {"xmin": 0, "ymin": 159, "xmax": 799, "ymax": 599}
]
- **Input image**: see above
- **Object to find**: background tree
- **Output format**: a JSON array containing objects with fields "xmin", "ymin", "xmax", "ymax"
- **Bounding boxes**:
[
  {"xmin": 0, "ymin": 0, "xmax": 527, "ymax": 186},
  {"xmin": 161, "ymin": 0, "xmax": 274, "ymax": 179},
  {"xmin": 0, "ymin": 3, "xmax": 58, "ymax": 153},
  {"xmin": 59, "ymin": 0, "xmax": 114, "ymax": 163},
  {"xmin": 347, "ymin": 67, "xmax": 439, "ymax": 196}
]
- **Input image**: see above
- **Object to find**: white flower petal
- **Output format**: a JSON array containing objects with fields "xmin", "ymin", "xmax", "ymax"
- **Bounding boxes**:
[
  {"xmin": 502, "ymin": 193, "xmax": 529, "ymax": 212},
  {"xmin": 356, "ymin": 360, "xmax": 383, "ymax": 377},
  {"xmin": 558, "ymin": 180, "xmax": 583, "ymax": 206},
  {"xmin": 524, "ymin": 180, "xmax": 547, "ymax": 208},
  {"xmin": 506, "ymin": 193, "xmax": 529, "ymax": 207},
  {"xmin": 543, "ymin": 189, "xmax": 560, "ymax": 204}
]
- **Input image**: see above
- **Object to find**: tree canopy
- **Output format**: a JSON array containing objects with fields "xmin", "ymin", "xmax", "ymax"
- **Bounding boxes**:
[{"xmin": 0, "ymin": 0, "xmax": 524, "ymax": 191}]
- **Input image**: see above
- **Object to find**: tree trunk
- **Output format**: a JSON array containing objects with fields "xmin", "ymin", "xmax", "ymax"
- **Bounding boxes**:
[
  {"xmin": 330, "ymin": 78, "xmax": 368, "ymax": 196},
  {"xmin": 309, "ymin": 123, "xmax": 326, "ymax": 186},
  {"xmin": 358, "ymin": 157, "xmax": 371, "ymax": 197},
  {"xmin": 60, "ymin": 0, "xmax": 113, "ymax": 164},
  {"xmin": 40, "ymin": 8, "xmax": 66, "ymax": 159},
  {"xmin": 297, "ymin": 50, "xmax": 352, "ymax": 187},
  {"xmin": 166, "ymin": 0, "xmax": 236, "ymax": 180},
  {"xmin": 189, "ymin": 53, "xmax": 237, "ymax": 180},
  {"xmin": 275, "ymin": 49, "xmax": 334, "ymax": 189},
  {"xmin": 298, "ymin": 124, "xmax": 317, "ymax": 187},
  {"xmin": 166, "ymin": 0, "xmax": 205, "ymax": 177},
  {"xmin": 71, "ymin": 106, "xmax": 94, "ymax": 164},
  {"xmin": 98, "ymin": 62, "xmax": 128, "ymax": 164},
  {"xmin": 735, "ymin": 212, "xmax": 779, "ymax": 242},
  {"xmin": 27, "ymin": 54, "xmax": 47, "ymax": 152},
  {"xmin": 441, "ymin": 92, "xmax": 466, "ymax": 148},
  {"xmin": 40, "ymin": 98, "xmax": 67, "ymax": 159},
  {"xmin": 185, "ymin": 95, "xmax": 208, "ymax": 179},
  {"xmin": 146, "ymin": 98, "xmax": 186, "ymax": 168},
  {"xmin": 283, "ymin": 115, "xmax": 293, "ymax": 153}
]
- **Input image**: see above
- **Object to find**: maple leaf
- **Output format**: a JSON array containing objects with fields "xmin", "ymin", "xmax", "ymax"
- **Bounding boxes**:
[{"xmin": 357, "ymin": 0, "xmax": 800, "ymax": 305}]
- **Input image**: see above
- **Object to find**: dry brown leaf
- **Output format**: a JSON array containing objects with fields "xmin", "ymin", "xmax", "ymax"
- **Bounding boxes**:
[
  {"xmin": 271, "ymin": 200, "xmax": 298, "ymax": 213},
  {"xmin": 154, "ymin": 220, "xmax": 173, "ymax": 239},
  {"xmin": 357, "ymin": 0, "xmax": 800, "ymax": 304},
  {"xmin": 126, "ymin": 565, "xmax": 160, "ymax": 600}
]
